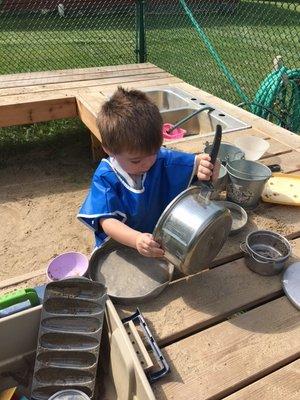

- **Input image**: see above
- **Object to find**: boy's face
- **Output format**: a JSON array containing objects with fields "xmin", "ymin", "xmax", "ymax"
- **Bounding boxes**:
[{"xmin": 113, "ymin": 151, "xmax": 157, "ymax": 175}]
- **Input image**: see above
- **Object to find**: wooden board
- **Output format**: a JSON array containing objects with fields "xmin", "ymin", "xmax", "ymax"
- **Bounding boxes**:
[
  {"xmin": 0, "ymin": 71, "xmax": 174, "ymax": 97},
  {"xmin": 214, "ymin": 201, "xmax": 300, "ymax": 265},
  {"xmin": 118, "ymin": 238, "xmax": 300, "ymax": 346},
  {"xmin": 153, "ymin": 297, "xmax": 300, "ymax": 400},
  {"xmin": 164, "ymin": 128, "xmax": 292, "ymax": 158},
  {"xmin": 261, "ymin": 150, "xmax": 300, "ymax": 173},
  {"xmin": 0, "ymin": 63, "xmax": 158, "ymax": 84},
  {"xmin": 0, "ymin": 96, "xmax": 77, "ymax": 127},
  {"xmin": 224, "ymin": 359, "xmax": 300, "ymax": 400}
]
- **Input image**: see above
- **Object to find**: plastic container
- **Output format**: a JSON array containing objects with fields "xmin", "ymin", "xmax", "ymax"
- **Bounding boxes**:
[
  {"xmin": 162, "ymin": 123, "xmax": 186, "ymax": 140},
  {"xmin": 46, "ymin": 252, "xmax": 89, "ymax": 281},
  {"xmin": 48, "ymin": 390, "xmax": 90, "ymax": 400},
  {"xmin": 234, "ymin": 135, "xmax": 270, "ymax": 161}
]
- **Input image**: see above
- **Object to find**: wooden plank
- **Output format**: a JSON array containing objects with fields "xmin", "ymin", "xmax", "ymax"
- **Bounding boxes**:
[
  {"xmin": 76, "ymin": 94, "xmax": 106, "ymax": 139},
  {"xmin": 214, "ymin": 201, "xmax": 300, "ymax": 266},
  {"xmin": 0, "ymin": 62, "xmax": 157, "ymax": 83},
  {"xmin": 165, "ymin": 128, "xmax": 292, "ymax": 158},
  {"xmin": 0, "ymin": 66, "xmax": 165, "ymax": 90},
  {"xmin": 261, "ymin": 150, "xmax": 300, "ymax": 173},
  {"xmin": 0, "ymin": 96, "xmax": 77, "ymax": 127},
  {"xmin": 164, "ymin": 128, "xmax": 266, "ymax": 154},
  {"xmin": 119, "ymin": 238, "xmax": 300, "ymax": 346},
  {"xmin": 252, "ymin": 117, "xmax": 300, "ymax": 150},
  {"xmin": 0, "ymin": 71, "xmax": 173, "ymax": 97},
  {"xmin": 0, "ymin": 269, "xmax": 45, "ymax": 290},
  {"xmin": 153, "ymin": 297, "xmax": 300, "ymax": 400},
  {"xmin": 224, "ymin": 359, "xmax": 300, "ymax": 400},
  {"xmin": 119, "ymin": 260, "xmax": 282, "ymax": 346}
]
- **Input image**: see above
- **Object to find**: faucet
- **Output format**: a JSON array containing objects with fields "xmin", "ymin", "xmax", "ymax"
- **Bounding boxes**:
[{"xmin": 167, "ymin": 105, "xmax": 214, "ymax": 134}]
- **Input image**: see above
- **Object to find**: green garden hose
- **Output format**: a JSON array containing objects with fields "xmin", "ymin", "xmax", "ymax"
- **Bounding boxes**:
[
  {"xmin": 250, "ymin": 66, "xmax": 300, "ymax": 132},
  {"xmin": 179, "ymin": 0, "xmax": 300, "ymax": 133}
]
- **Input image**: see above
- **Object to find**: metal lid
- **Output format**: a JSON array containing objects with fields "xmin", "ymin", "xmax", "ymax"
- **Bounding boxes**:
[
  {"xmin": 282, "ymin": 262, "xmax": 300, "ymax": 310},
  {"xmin": 48, "ymin": 390, "xmax": 90, "ymax": 400}
]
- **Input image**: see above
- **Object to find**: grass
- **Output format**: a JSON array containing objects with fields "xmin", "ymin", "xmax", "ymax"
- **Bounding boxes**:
[{"xmin": 0, "ymin": 0, "xmax": 299, "ymax": 152}]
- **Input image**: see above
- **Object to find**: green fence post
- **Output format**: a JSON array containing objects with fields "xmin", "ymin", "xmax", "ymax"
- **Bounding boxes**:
[{"xmin": 135, "ymin": 0, "xmax": 146, "ymax": 63}]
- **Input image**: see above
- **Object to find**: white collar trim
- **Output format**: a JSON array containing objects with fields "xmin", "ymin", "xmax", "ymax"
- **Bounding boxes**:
[{"xmin": 103, "ymin": 158, "xmax": 146, "ymax": 193}]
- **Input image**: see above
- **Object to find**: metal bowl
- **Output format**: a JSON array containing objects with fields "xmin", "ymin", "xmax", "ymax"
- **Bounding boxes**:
[{"xmin": 215, "ymin": 200, "xmax": 248, "ymax": 235}]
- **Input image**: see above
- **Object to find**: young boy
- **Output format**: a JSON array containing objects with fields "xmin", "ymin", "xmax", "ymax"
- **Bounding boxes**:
[{"xmin": 77, "ymin": 87, "xmax": 217, "ymax": 258}]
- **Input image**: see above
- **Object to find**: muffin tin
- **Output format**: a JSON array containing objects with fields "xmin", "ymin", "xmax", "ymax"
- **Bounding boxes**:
[{"xmin": 31, "ymin": 278, "xmax": 107, "ymax": 400}]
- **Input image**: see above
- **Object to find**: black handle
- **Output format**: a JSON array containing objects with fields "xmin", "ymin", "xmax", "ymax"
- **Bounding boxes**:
[
  {"xmin": 209, "ymin": 124, "xmax": 222, "ymax": 165},
  {"xmin": 268, "ymin": 164, "xmax": 281, "ymax": 172},
  {"xmin": 122, "ymin": 309, "xmax": 170, "ymax": 383},
  {"xmin": 207, "ymin": 124, "xmax": 222, "ymax": 186}
]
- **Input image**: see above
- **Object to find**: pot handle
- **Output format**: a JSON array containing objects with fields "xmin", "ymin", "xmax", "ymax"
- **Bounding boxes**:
[
  {"xmin": 240, "ymin": 241, "xmax": 248, "ymax": 254},
  {"xmin": 240, "ymin": 242, "xmax": 271, "ymax": 264},
  {"xmin": 248, "ymin": 252, "xmax": 271, "ymax": 264}
]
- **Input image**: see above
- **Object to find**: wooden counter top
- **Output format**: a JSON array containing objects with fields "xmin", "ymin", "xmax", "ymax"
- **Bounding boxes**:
[{"xmin": 1, "ymin": 63, "xmax": 299, "ymax": 399}]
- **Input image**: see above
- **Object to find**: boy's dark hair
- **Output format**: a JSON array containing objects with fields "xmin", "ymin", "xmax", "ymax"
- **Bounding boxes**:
[{"xmin": 97, "ymin": 87, "xmax": 163, "ymax": 154}]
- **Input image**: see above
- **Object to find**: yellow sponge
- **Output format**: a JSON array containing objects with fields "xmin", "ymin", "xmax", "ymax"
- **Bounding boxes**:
[{"xmin": 262, "ymin": 173, "xmax": 300, "ymax": 206}]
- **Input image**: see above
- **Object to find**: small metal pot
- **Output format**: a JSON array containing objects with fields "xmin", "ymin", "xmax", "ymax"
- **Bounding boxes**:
[
  {"xmin": 240, "ymin": 230, "xmax": 291, "ymax": 276},
  {"xmin": 204, "ymin": 142, "xmax": 245, "ymax": 164},
  {"xmin": 153, "ymin": 186, "xmax": 232, "ymax": 275}
]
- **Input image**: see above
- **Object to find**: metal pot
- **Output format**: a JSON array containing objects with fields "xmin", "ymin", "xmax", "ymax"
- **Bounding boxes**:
[
  {"xmin": 240, "ymin": 230, "xmax": 291, "ymax": 276},
  {"xmin": 204, "ymin": 142, "xmax": 245, "ymax": 164},
  {"xmin": 153, "ymin": 186, "xmax": 232, "ymax": 275}
]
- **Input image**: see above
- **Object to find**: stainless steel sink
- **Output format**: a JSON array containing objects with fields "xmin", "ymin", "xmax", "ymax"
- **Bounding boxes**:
[
  {"xmin": 141, "ymin": 86, "xmax": 251, "ymax": 138},
  {"xmin": 144, "ymin": 88, "xmax": 192, "ymax": 111}
]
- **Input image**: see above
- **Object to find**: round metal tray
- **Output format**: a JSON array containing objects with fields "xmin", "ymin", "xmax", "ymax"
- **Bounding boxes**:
[{"xmin": 88, "ymin": 240, "xmax": 173, "ymax": 304}]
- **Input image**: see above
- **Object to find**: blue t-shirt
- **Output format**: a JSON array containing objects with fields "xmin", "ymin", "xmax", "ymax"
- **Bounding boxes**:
[{"xmin": 77, "ymin": 148, "xmax": 196, "ymax": 247}]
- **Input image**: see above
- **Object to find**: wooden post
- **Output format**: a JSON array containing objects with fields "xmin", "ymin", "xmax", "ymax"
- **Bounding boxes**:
[{"xmin": 90, "ymin": 132, "xmax": 106, "ymax": 162}]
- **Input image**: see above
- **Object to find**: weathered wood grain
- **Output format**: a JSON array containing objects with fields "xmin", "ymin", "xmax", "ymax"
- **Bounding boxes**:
[
  {"xmin": 153, "ymin": 297, "xmax": 300, "ymax": 400},
  {"xmin": 224, "ymin": 359, "xmax": 300, "ymax": 400}
]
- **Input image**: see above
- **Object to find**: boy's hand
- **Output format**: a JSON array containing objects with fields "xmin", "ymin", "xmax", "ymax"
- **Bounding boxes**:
[
  {"xmin": 196, "ymin": 153, "xmax": 220, "ymax": 181},
  {"xmin": 136, "ymin": 233, "xmax": 165, "ymax": 258}
]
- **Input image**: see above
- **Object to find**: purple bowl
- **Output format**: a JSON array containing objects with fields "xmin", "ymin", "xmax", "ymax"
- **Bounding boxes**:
[{"xmin": 47, "ymin": 252, "xmax": 89, "ymax": 281}]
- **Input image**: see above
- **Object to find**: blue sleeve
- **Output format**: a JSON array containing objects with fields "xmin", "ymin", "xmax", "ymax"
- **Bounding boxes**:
[
  {"xmin": 77, "ymin": 172, "xmax": 127, "ymax": 232},
  {"xmin": 161, "ymin": 147, "xmax": 196, "ymax": 187}
]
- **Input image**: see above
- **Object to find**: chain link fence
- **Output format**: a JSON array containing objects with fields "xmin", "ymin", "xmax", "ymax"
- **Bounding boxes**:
[
  {"xmin": 0, "ymin": 0, "xmax": 137, "ymax": 73},
  {"xmin": 0, "ymin": 0, "xmax": 299, "ymax": 131},
  {"xmin": 146, "ymin": 0, "xmax": 300, "ymax": 131}
]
